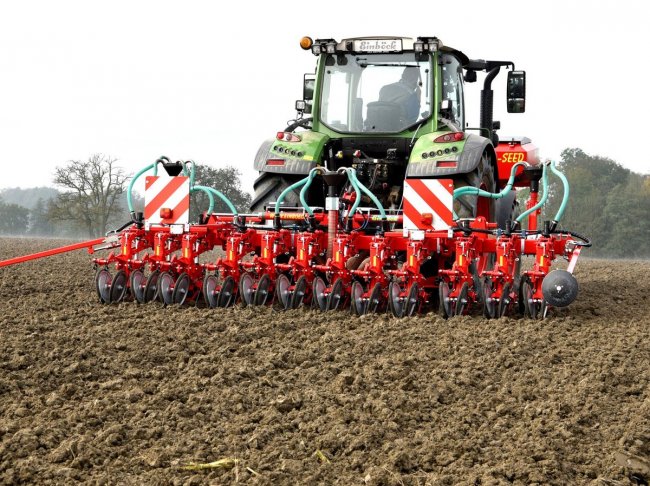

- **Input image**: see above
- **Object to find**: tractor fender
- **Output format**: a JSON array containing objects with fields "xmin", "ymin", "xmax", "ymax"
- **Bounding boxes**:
[
  {"xmin": 253, "ymin": 136, "xmax": 323, "ymax": 176},
  {"xmin": 406, "ymin": 134, "xmax": 496, "ymax": 180}
]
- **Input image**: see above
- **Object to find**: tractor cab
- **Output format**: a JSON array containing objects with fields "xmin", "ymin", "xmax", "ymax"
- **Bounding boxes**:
[
  {"xmin": 298, "ymin": 37, "xmax": 466, "ymax": 148},
  {"xmin": 251, "ymin": 36, "xmax": 528, "ymax": 215}
]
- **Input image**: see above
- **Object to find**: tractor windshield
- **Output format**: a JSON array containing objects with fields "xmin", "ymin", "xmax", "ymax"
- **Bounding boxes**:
[{"xmin": 320, "ymin": 53, "xmax": 431, "ymax": 133}]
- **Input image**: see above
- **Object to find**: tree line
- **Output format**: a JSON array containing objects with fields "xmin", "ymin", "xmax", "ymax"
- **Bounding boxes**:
[
  {"xmin": 543, "ymin": 148, "xmax": 650, "ymax": 258},
  {"xmin": 1, "ymin": 149, "xmax": 648, "ymax": 258},
  {"xmin": 0, "ymin": 154, "xmax": 252, "ymax": 238}
]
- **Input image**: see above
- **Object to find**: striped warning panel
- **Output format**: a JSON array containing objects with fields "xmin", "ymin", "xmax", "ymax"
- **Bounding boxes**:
[
  {"xmin": 144, "ymin": 175, "xmax": 190, "ymax": 225},
  {"xmin": 402, "ymin": 178, "xmax": 454, "ymax": 232}
]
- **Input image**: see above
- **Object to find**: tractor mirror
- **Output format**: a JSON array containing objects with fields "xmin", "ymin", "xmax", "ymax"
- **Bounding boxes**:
[
  {"xmin": 507, "ymin": 70, "xmax": 526, "ymax": 113},
  {"xmin": 464, "ymin": 69, "xmax": 477, "ymax": 83},
  {"xmin": 301, "ymin": 74, "xmax": 316, "ymax": 114}
]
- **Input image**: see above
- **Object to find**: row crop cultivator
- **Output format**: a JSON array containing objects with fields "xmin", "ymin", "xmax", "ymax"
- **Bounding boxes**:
[
  {"xmin": 1, "ymin": 155, "xmax": 590, "ymax": 319},
  {"xmin": 0, "ymin": 37, "xmax": 592, "ymax": 317}
]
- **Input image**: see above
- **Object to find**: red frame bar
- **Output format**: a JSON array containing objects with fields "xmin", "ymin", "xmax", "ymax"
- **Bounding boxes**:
[{"xmin": 0, "ymin": 237, "xmax": 107, "ymax": 268}]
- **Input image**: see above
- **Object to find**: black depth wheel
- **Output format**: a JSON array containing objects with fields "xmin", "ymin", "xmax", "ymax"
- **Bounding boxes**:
[
  {"xmin": 290, "ymin": 275, "xmax": 308, "ymax": 309},
  {"xmin": 254, "ymin": 274, "xmax": 272, "ymax": 306},
  {"xmin": 239, "ymin": 273, "xmax": 255, "ymax": 307},
  {"xmin": 172, "ymin": 273, "xmax": 191, "ymax": 305},
  {"xmin": 438, "ymin": 282, "xmax": 452, "ymax": 319},
  {"xmin": 312, "ymin": 276, "xmax": 327, "ymax": 311},
  {"xmin": 158, "ymin": 272, "xmax": 175, "ymax": 305},
  {"xmin": 110, "ymin": 270, "xmax": 128, "ymax": 303},
  {"xmin": 275, "ymin": 274, "xmax": 291, "ymax": 309},
  {"xmin": 218, "ymin": 276, "xmax": 236, "ymax": 307},
  {"xmin": 350, "ymin": 281, "xmax": 365, "ymax": 316},
  {"xmin": 203, "ymin": 274, "xmax": 219, "ymax": 308},
  {"xmin": 130, "ymin": 270, "xmax": 146, "ymax": 304},
  {"xmin": 326, "ymin": 278, "xmax": 344, "ymax": 311},
  {"xmin": 388, "ymin": 281, "xmax": 405, "ymax": 318},
  {"xmin": 144, "ymin": 270, "xmax": 160, "ymax": 303},
  {"xmin": 95, "ymin": 269, "xmax": 112, "ymax": 304},
  {"xmin": 455, "ymin": 282, "xmax": 469, "ymax": 316}
]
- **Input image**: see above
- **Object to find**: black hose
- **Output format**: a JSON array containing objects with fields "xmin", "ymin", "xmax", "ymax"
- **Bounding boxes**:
[
  {"xmin": 551, "ymin": 230, "xmax": 592, "ymax": 247},
  {"xmin": 285, "ymin": 117, "xmax": 313, "ymax": 132},
  {"xmin": 110, "ymin": 219, "xmax": 136, "ymax": 234}
]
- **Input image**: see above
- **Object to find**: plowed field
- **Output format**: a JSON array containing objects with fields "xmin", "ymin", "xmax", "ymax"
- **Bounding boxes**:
[{"xmin": 0, "ymin": 237, "xmax": 648, "ymax": 485}]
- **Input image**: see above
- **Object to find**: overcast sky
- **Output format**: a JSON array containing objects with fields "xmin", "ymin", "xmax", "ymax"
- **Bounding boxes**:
[{"xmin": 1, "ymin": 0, "xmax": 648, "ymax": 193}]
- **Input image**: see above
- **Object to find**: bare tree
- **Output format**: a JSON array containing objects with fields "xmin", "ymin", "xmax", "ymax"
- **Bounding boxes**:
[{"xmin": 49, "ymin": 154, "xmax": 129, "ymax": 237}]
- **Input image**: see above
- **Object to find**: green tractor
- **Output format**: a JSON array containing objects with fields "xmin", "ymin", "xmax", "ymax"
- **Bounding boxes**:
[{"xmin": 251, "ymin": 36, "xmax": 529, "ymax": 226}]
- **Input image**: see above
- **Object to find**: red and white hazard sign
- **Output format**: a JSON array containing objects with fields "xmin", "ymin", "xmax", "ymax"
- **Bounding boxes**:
[
  {"xmin": 144, "ymin": 175, "xmax": 190, "ymax": 225},
  {"xmin": 402, "ymin": 178, "xmax": 454, "ymax": 233}
]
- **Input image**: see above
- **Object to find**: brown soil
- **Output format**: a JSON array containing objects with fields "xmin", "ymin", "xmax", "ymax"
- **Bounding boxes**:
[{"xmin": 0, "ymin": 237, "xmax": 648, "ymax": 485}]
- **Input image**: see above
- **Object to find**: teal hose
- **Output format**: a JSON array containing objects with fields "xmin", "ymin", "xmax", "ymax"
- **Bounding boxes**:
[
  {"xmin": 452, "ymin": 162, "xmax": 527, "ymax": 219},
  {"xmin": 193, "ymin": 185, "xmax": 238, "ymax": 216},
  {"xmin": 517, "ymin": 162, "xmax": 549, "ymax": 224},
  {"xmin": 348, "ymin": 170, "xmax": 387, "ymax": 220},
  {"xmin": 190, "ymin": 186, "xmax": 215, "ymax": 215},
  {"xmin": 127, "ymin": 162, "xmax": 158, "ymax": 214},
  {"xmin": 299, "ymin": 168, "xmax": 322, "ymax": 216},
  {"xmin": 453, "ymin": 162, "xmax": 527, "ymax": 199},
  {"xmin": 275, "ymin": 176, "xmax": 311, "ymax": 215},
  {"xmin": 549, "ymin": 160, "xmax": 569, "ymax": 223},
  {"xmin": 344, "ymin": 168, "xmax": 362, "ymax": 218},
  {"xmin": 185, "ymin": 160, "xmax": 196, "ymax": 187}
]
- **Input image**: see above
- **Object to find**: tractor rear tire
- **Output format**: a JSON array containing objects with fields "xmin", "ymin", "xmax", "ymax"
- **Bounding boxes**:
[
  {"xmin": 454, "ymin": 152, "xmax": 497, "ymax": 291},
  {"xmin": 453, "ymin": 152, "xmax": 496, "ymax": 221},
  {"xmin": 496, "ymin": 191, "xmax": 520, "ymax": 230},
  {"xmin": 250, "ymin": 172, "xmax": 304, "ymax": 213}
]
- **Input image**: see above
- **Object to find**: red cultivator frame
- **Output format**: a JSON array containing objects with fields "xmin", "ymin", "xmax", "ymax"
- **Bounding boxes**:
[{"xmin": 0, "ymin": 156, "xmax": 590, "ymax": 320}]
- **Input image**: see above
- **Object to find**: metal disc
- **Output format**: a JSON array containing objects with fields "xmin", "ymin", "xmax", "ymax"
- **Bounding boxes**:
[
  {"xmin": 130, "ymin": 270, "xmax": 146, "ymax": 304},
  {"xmin": 438, "ymin": 282, "xmax": 451, "ymax": 319},
  {"xmin": 350, "ymin": 281, "xmax": 365, "ymax": 315},
  {"xmin": 276, "ymin": 274, "xmax": 291, "ymax": 309},
  {"xmin": 218, "ymin": 276, "xmax": 236, "ymax": 308},
  {"xmin": 254, "ymin": 274, "xmax": 272, "ymax": 306},
  {"xmin": 388, "ymin": 281, "xmax": 404, "ymax": 318},
  {"xmin": 172, "ymin": 273, "xmax": 191, "ymax": 305},
  {"xmin": 158, "ymin": 272, "xmax": 175, "ymax": 305},
  {"xmin": 239, "ymin": 273, "xmax": 255, "ymax": 307},
  {"xmin": 367, "ymin": 283, "xmax": 382, "ymax": 314},
  {"xmin": 290, "ymin": 276, "xmax": 307, "ymax": 309},
  {"xmin": 498, "ymin": 282, "xmax": 511, "ymax": 318},
  {"xmin": 203, "ymin": 274, "xmax": 219, "ymax": 308},
  {"xmin": 404, "ymin": 282, "xmax": 419, "ymax": 317},
  {"xmin": 482, "ymin": 278, "xmax": 497, "ymax": 319},
  {"xmin": 312, "ymin": 276, "xmax": 327, "ymax": 311},
  {"xmin": 143, "ymin": 270, "xmax": 160, "ymax": 303},
  {"xmin": 95, "ymin": 269, "xmax": 112, "ymax": 304},
  {"xmin": 110, "ymin": 270, "xmax": 128, "ymax": 303},
  {"xmin": 326, "ymin": 277, "xmax": 344, "ymax": 311},
  {"xmin": 455, "ymin": 282, "xmax": 469, "ymax": 316}
]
